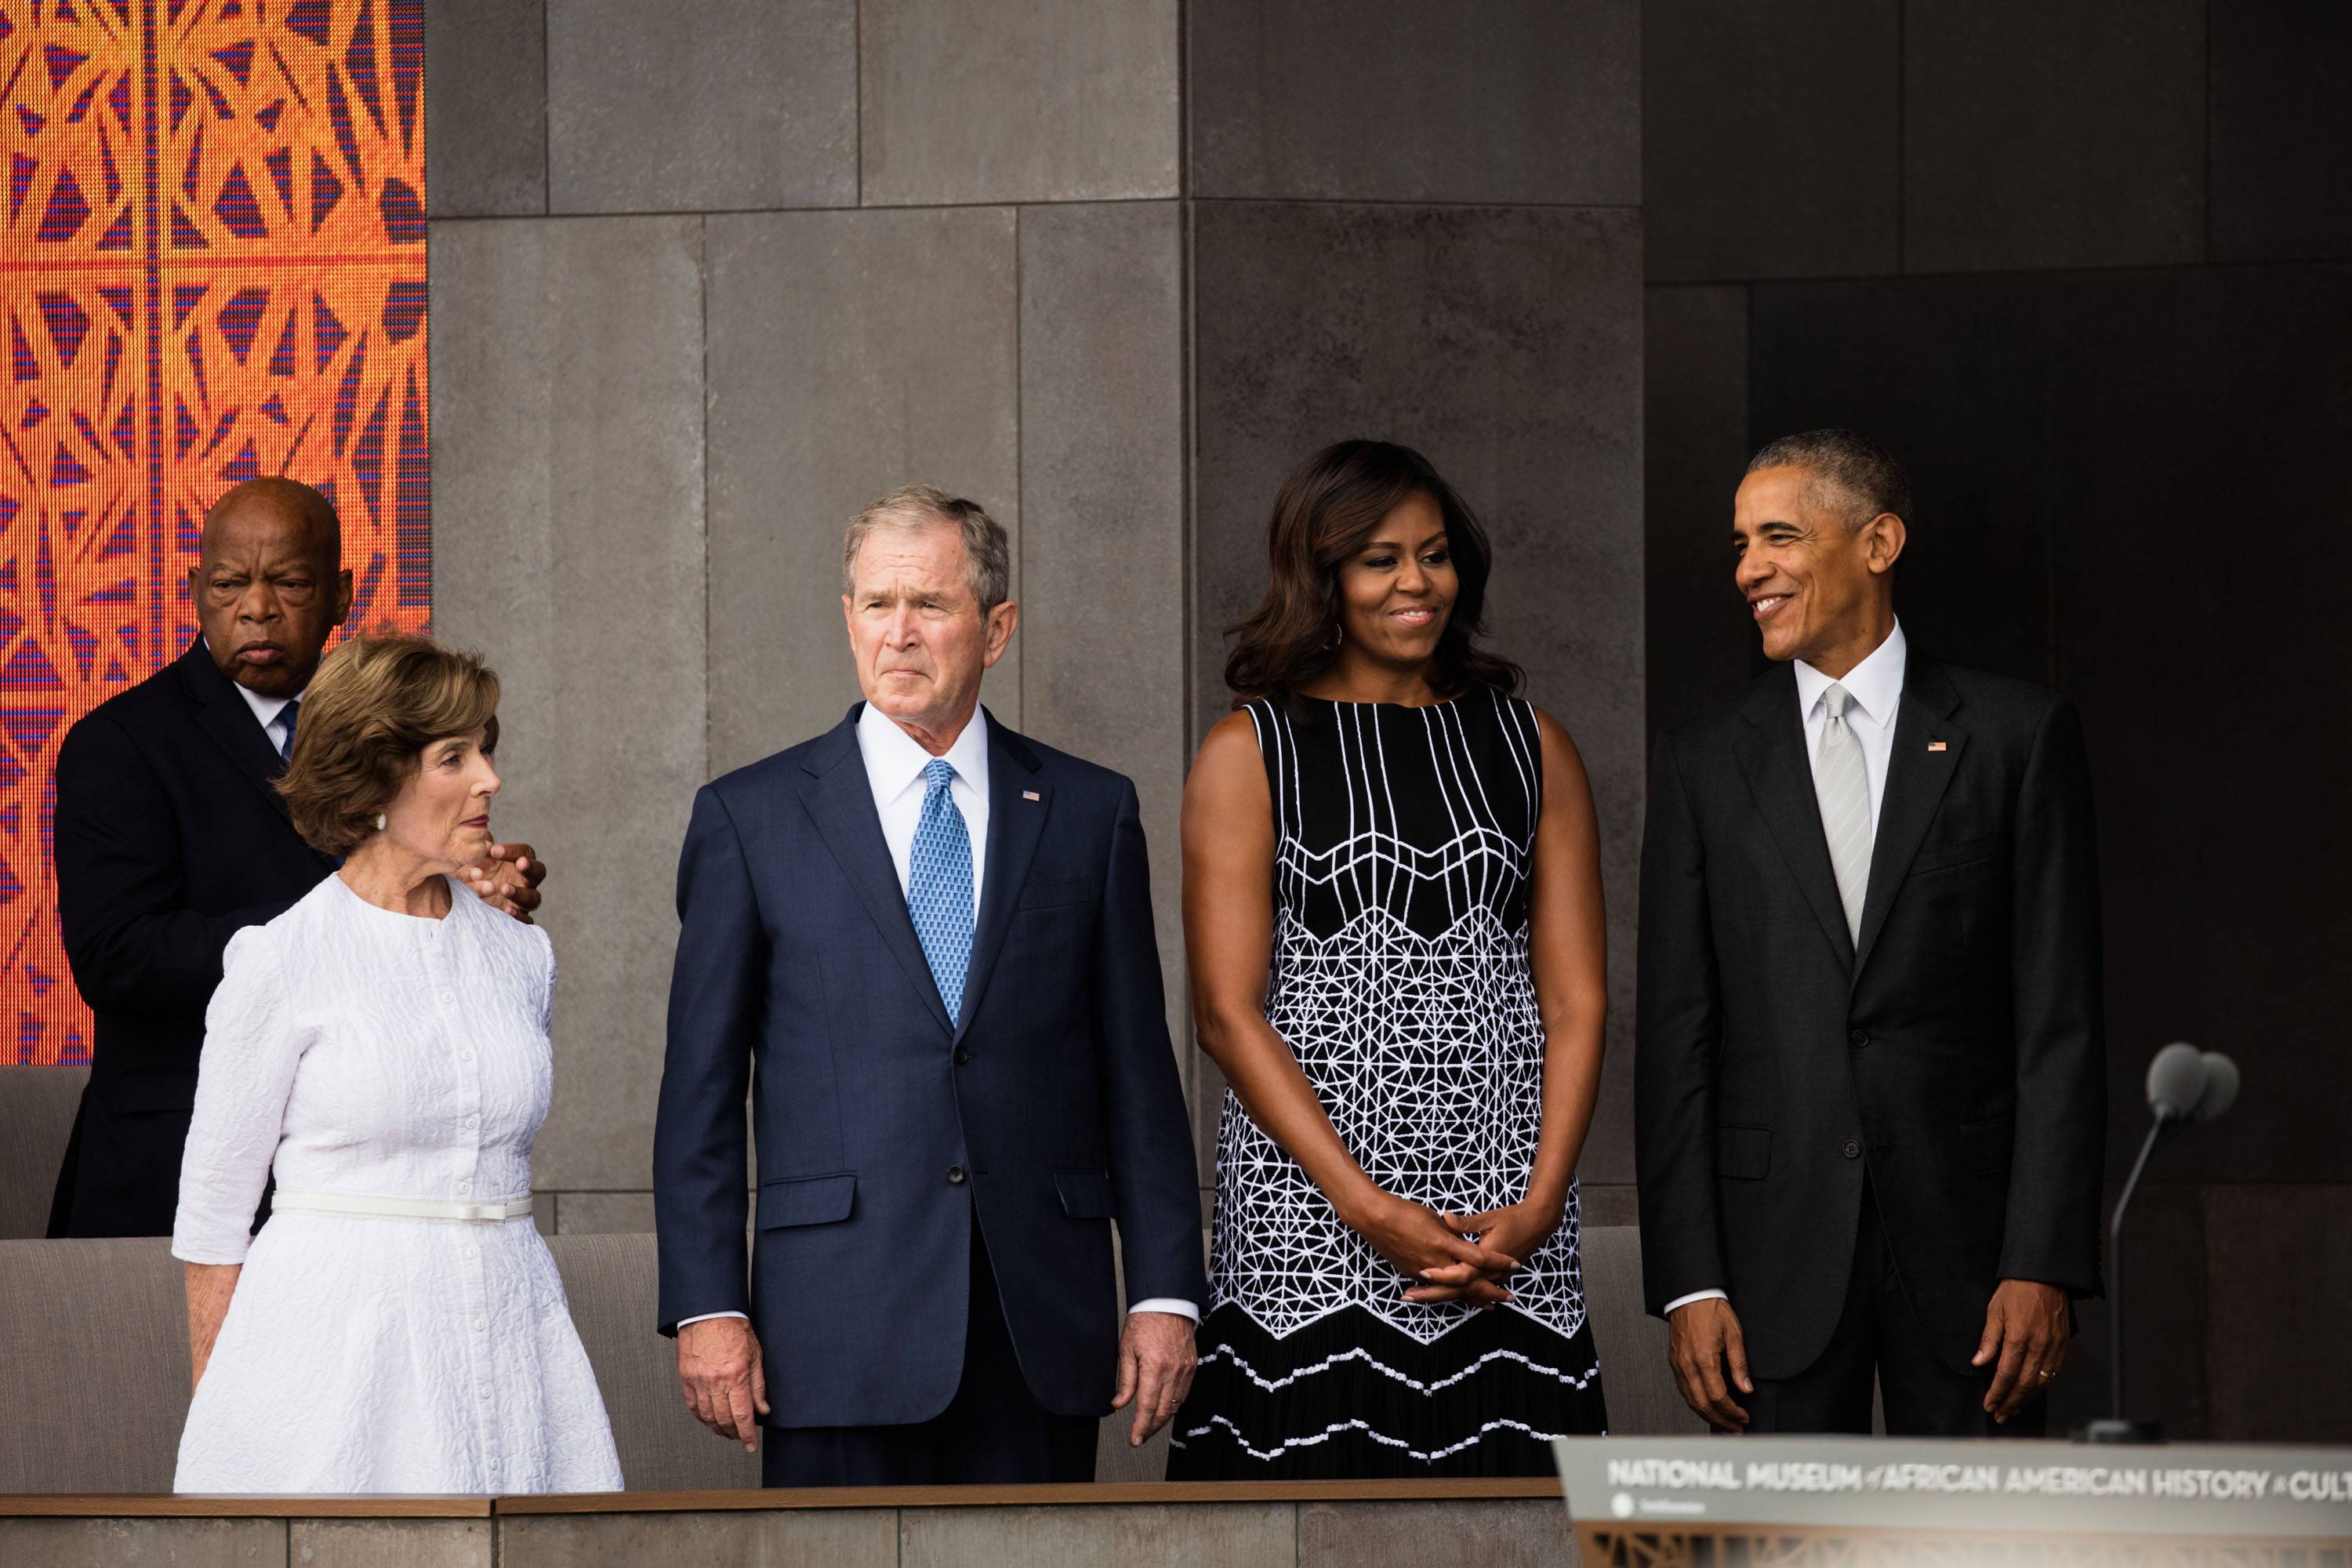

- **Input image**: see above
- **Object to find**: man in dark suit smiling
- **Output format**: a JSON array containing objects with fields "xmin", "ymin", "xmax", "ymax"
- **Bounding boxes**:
[
  {"xmin": 47, "ymin": 478, "xmax": 547, "ymax": 1239},
  {"xmin": 655, "ymin": 484, "xmax": 1206, "ymax": 1486},
  {"xmin": 1636, "ymin": 430, "xmax": 2105, "ymax": 1435}
]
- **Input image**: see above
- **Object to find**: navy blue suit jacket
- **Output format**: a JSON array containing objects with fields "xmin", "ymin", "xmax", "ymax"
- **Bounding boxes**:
[
  {"xmin": 50, "ymin": 643, "xmax": 338, "ymax": 1237},
  {"xmin": 653, "ymin": 705, "xmax": 1208, "ymax": 1426}
]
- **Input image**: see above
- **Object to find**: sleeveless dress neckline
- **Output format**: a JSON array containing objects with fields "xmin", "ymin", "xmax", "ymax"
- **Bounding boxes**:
[{"xmin": 1293, "ymin": 691, "xmax": 1471, "ymax": 710}]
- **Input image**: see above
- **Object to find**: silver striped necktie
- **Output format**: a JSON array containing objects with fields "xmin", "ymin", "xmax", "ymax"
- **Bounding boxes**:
[{"xmin": 1814, "ymin": 684, "xmax": 1872, "ymax": 946}]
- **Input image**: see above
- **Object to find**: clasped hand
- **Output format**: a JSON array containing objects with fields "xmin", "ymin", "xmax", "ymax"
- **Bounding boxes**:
[{"xmin": 1353, "ymin": 1193, "xmax": 1559, "ymax": 1307}]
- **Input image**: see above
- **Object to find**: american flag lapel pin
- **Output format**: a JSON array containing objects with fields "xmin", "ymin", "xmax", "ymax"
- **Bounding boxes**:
[
  {"xmin": 1022, "ymin": 789, "xmax": 1041, "ymax": 801},
  {"xmin": 1927, "ymin": 741, "xmax": 1947, "ymax": 753}
]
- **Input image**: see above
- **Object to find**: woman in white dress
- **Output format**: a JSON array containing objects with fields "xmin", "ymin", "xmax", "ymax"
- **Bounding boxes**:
[{"xmin": 172, "ymin": 634, "xmax": 622, "ymax": 1494}]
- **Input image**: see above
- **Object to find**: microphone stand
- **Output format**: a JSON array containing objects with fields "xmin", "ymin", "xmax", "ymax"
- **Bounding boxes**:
[{"xmin": 2074, "ymin": 1116, "xmax": 2169, "ymax": 1444}]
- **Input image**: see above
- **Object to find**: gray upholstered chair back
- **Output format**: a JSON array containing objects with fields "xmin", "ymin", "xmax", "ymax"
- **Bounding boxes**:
[
  {"xmin": 0, "ymin": 1065, "xmax": 88, "ymax": 1240},
  {"xmin": 0, "ymin": 1236, "xmax": 189, "ymax": 1492},
  {"xmin": 1579, "ymin": 1221, "xmax": 1708, "ymax": 1436},
  {"xmin": 545, "ymin": 1232, "xmax": 759, "ymax": 1490},
  {"xmin": 0, "ymin": 1222, "xmax": 1693, "ymax": 1493}
]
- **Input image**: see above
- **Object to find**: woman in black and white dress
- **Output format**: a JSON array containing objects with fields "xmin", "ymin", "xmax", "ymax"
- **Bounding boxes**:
[{"xmin": 1170, "ymin": 440, "xmax": 1610, "ymax": 1477}]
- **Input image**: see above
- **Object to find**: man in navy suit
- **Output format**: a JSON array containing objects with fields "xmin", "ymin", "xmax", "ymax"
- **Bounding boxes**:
[{"xmin": 655, "ymin": 485, "xmax": 1207, "ymax": 1487}]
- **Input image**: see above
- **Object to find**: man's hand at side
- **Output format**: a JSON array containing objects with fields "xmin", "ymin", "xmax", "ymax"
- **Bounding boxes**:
[
  {"xmin": 1112, "ymin": 1311, "xmax": 1197, "ymax": 1448},
  {"xmin": 678, "ymin": 1316, "xmax": 769, "ymax": 1452},
  {"xmin": 1668, "ymin": 1296, "xmax": 1753, "ymax": 1431},
  {"xmin": 1973, "ymin": 1278, "xmax": 2070, "ymax": 1424}
]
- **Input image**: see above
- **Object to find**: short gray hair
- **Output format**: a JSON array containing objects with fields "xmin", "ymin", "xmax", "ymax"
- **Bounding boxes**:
[
  {"xmin": 840, "ymin": 484, "xmax": 1011, "ymax": 612},
  {"xmin": 1746, "ymin": 429, "xmax": 1911, "ymax": 531}
]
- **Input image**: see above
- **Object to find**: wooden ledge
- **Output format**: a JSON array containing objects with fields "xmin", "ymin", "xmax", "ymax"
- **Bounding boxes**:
[
  {"xmin": 0, "ymin": 1494, "xmax": 492, "ymax": 1517},
  {"xmin": 495, "ymin": 1476, "xmax": 1565, "ymax": 1513},
  {"xmin": 3, "ymin": 1478, "xmax": 1563, "ymax": 1518}
]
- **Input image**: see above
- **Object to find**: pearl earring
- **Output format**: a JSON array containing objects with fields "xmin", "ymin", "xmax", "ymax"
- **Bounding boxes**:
[{"xmin": 375, "ymin": 813, "xmax": 387, "ymax": 832}]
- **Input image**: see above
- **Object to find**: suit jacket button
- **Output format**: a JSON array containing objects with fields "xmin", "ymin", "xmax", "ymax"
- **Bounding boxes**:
[
  {"xmin": 946, "ymin": 1165, "xmax": 967, "ymax": 1185},
  {"xmin": 1842, "ymin": 1140, "xmax": 1862, "ymax": 1160},
  {"xmin": 953, "ymin": 1047, "xmax": 972, "ymax": 1065},
  {"xmin": 1848, "ymin": 1029, "xmax": 1870, "ymax": 1048}
]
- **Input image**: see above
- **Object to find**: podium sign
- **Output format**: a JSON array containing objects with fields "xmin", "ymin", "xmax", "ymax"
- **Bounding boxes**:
[{"xmin": 1554, "ymin": 1437, "xmax": 2352, "ymax": 1566}]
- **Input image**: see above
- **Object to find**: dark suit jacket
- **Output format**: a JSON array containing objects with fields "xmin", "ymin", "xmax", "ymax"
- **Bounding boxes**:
[
  {"xmin": 49, "ymin": 642, "xmax": 337, "ymax": 1237},
  {"xmin": 653, "ymin": 705, "xmax": 1208, "ymax": 1427},
  {"xmin": 1635, "ymin": 655, "xmax": 2105, "ymax": 1380}
]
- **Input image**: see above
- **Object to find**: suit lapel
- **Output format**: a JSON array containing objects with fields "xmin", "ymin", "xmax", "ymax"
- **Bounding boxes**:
[
  {"xmin": 1852, "ymin": 658, "xmax": 1967, "ymax": 978},
  {"xmin": 953, "ymin": 712, "xmax": 1048, "ymax": 1044},
  {"xmin": 1733, "ymin": 664, "xmax": 1855, "ymax": 971},
  {"xmin": 175, "ymin": 644, "xmax": 297, "ymax": 822},
  {"xmin": 794, "ymin": 708, "xmax": 953, "ymax": 1035}
]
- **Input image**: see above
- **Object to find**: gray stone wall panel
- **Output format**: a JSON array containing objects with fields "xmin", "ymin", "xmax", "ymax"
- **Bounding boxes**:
[
  {"xmin": 1642, "ymin": 284, "xmax": 1754, "ymax": 742},
  {"xmin": 426, "ymin": 0, "xmax": 547, "ymax": 216},
  {"xmin": 501, "ymin": 1512, "xmax": 896, "ymax": 1566},
  {"xmin": 1642, "ymin": 0, "xmax": 1898, "ymax": 281},
  {"xmin": 861, "ymin": 0, "xmax": 1180, "ymax": 205},
  {"xmin": 1018, "ymin": 202, "xmax": 1190, "ymax": 1062},
  {"xmin": 0, "ymin": 1519, "xmax": 284, "ymax": 1566},
  {"xmin": 1903, "ymin": 0, "xmax": 2205, "ymax": 273},
  {"xmin": 1190, "ymin": 0, "xmax": 1639, "ymax": 206},
  {"xmin": 901, "ymin": 1503, "xmax": 1294, "ymax": 1568},
  {"xmin": 2209, "ymin": 0, "xmax": 2352, "ymax": 262},
  {"xmin": 705, "ymin": 207, "xmax": 1022, "ymax": 775},
  {"xmin": 1298, "ymin": 1499, "xmax": 1570, "ymax": 1566},
  {"xmin": 289, "ymin": 1519, "xmax": 494, "ymax": 1568},
  {"xmin": 2203, "ymin": 1185, "xmax": 2352, "ymax": 1443},
  {"xmin": 430, "ymin": 216, "xmax": 707, "ymax": 1192},
  {"xmin": 546, "ymin": 0, "xmax": 857, "ymax": 213}
]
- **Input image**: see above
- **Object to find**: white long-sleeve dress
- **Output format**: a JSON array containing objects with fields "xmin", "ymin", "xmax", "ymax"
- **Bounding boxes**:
[{"xmin": 171, "ymin": 873, "xmax": 622, "ymax": 1494}]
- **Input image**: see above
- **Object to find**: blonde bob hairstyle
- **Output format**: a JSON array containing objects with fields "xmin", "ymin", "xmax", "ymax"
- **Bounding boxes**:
[{"xmin": 278, "ymin": 634, "xmax": 501, "ymax": 856}]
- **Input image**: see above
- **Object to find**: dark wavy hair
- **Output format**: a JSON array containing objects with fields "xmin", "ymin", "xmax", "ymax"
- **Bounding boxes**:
[{"xmin": 1224, "ymin": 440, "xmax": 1523, "ymax": 707}]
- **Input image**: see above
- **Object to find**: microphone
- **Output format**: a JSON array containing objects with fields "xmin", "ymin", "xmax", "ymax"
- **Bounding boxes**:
[
  {"xmin": 2194, "ymin": 1053, "xmax": 2241, "ymax": 1123},
  {"xmin": 2145, "ymin": 1042, "xmax": 2208, "ymax": 1123},
  {"xmin": 2078, "ymin": 1043, "xmax": 2241, "ymax": 1443}
]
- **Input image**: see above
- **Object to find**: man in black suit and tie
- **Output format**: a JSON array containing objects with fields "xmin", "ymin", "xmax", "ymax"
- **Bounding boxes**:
[
  {"xmin": 655, "ymin": 484, "xmax": 1207, "ymax": 1486},
  {"xmin": 1636, "ymin": 430, "xmax": 2104, "ymax": 1435},
  {"xmin": 48, "ymin": 477, "xmax": 546, "ymax": 1239}
]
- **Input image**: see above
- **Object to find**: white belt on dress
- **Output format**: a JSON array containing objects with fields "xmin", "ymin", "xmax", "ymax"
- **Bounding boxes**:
[{"xmin": 271, "ymin": 1189, "xmax": 535, "ymax": 1224}]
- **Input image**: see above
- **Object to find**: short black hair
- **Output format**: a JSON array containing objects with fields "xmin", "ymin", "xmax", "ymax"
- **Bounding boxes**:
[{"xmin": 1745, "ymin": 429, "xmax": 1911, "ymax": 530}]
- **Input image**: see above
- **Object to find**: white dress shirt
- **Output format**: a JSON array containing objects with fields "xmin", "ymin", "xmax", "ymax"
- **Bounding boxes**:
[
  {"xmin": 209, "ymin": 639, "xmax": 298, "ymax": 755},
  {"xmin": 684, "ymin": 702, "xmax": 1196, "ymax": 1330},
  {"xmin": 857, "ymin": 699, "xmax": 991, "ymax": 906},
  {"xmin": 1793, "ymin": 618, "xmax": 1907, "ymax": 844},
  {"xmin": 1664, "ymin": 621, "xmax": 1908, "ymax": 1320}
]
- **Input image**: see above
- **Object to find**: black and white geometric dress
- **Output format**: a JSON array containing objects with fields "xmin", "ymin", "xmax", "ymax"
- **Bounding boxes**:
[{"xmin": 1169, "ymin": 691, "xmax": 1608, "ymax": 1478}]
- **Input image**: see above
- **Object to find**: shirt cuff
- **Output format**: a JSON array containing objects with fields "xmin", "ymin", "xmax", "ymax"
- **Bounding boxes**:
[
  {"xmin": 676, "ymin": 1310, "xmax": 750, "ymax": 1329},
  {"xmin": 1127, "ymin": 1298, "xmax": 1200, "ymax": 1323},
  {"xmin": 1663, "ymin": 1289, "xmax": 1728, "ymax": 1316}
]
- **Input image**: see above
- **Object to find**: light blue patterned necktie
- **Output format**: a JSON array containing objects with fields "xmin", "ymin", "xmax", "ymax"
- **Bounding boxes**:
[{"xmin": 906, "ymin": 757, "xmax": 975, "ymax": 1025}]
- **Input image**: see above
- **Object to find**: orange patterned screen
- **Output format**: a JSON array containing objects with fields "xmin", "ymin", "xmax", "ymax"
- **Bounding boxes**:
[{"xmin": 2, "ymin": 0, "xmax": 426, "ymax": 1065}]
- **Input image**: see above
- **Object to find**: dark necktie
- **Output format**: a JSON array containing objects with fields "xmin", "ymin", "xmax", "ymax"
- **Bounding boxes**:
[{"xmin": 278, "ymin": 698, "xmax": 300, "ymax": 764}]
